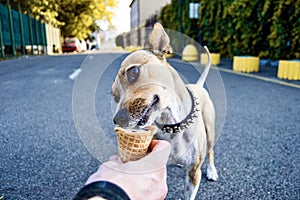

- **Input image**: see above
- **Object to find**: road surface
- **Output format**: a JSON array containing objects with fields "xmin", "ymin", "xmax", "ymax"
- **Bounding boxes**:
[{"xmin": 0, "ymin": 53, "xmax": 299, "ymax": 199}]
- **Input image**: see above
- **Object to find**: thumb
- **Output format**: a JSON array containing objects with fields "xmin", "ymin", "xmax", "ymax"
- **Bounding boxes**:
[
  {"xmin": 148, "ymin": 140, "xmax": 171, "ymax": 153},
  {"xmin": 118, "ymin": 140, "xmax": 171, "ymax": 173}
]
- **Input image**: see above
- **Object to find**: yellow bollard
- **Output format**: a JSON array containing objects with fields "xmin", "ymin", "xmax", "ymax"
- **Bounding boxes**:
[
  {"xmin": 125, "ymin": 46, "xmax": 133, "ymax": 52},
  {"xmin": 252, "ymin": 57, "xmax": 260, "ymax": 72},
  {"xmin": 233, "ymin": 56, "xmax": 239, "ymax": 71},
  {"xmin": 233, "ymin": 56, "xmax": 245, "ymax": 72},
  {"xmin": 290, "ymin": 61, "xmax": 300, "ymax": 80},
  {"xmin": 278, "ymin": 60, "xmax": 300, "ymax": 80},
  {"xmin": 295, "ymin": 61, "xmax": 300, "ymax": 80},
  {"xmin": 166, "ymin": 51, "xmax": 174, "ymax": 58},
  {"xmin": 245, "ymin": 58, "xmax": 251, "ymax": 73},
  {"xmin": 233, "ymin": 56, "xmax": 260, "ymax": 73},
  {"xmin": 125, "ymin": 46, "xmax": 142, "ymax": 52},
  {"xmin": 114, "ymin": 46, "xmax": 123, "ymax": 51},
  {"xmin": 182, "ymin": 45, "xmax": 198, "ymax": 62},
  {"xmin": 283, "ymin": 61, "xmax": 289, "ymax": 79},
  {"xmin": 165, "ymin": 45, "xmax": 174, "ymax": 58},
  {"xmin": 201, "ymin": 53, "xmax": 220, "ymax": 65},
  {"xmin": 277, "ymin": 60, "xmax": 285, "ymax": 79},
  {"xmin": 288, "ymin": 62, "xmax": 295, "ymax": 80},
  {"xmin": 211, "ymin": 53, "xmax": 221, "ymax": 65}
]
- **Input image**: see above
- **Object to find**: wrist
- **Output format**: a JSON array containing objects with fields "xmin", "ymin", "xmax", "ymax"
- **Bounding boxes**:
[{"xmin": 74, "ymin": 181, "xmax": 130, "ymax": 200}]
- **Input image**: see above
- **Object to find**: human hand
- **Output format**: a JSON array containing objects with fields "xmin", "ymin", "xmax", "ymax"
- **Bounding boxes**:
[{"xmin": 86, "ymin": 140, "xmax": 171, "ymax": 200}]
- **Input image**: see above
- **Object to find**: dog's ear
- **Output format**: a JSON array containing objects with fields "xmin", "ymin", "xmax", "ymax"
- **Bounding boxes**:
[{"xmin": 147, "ymin": 23, "xmax": 171, "ymax": 56}]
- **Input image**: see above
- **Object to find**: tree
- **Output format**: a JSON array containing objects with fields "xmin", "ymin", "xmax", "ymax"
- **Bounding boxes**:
[
  {"xmin": 159, "ymin": 0, "xmax": 180, "ymax": 31},
  {"xmin": 2, "ymin": 0, "xmax": 117, "ymax": 39},
  {"xmin": 56, "ymin": 0, "xmax": 116, "ymax": 39},
  {"xmin": 265, "ymin": 0, "xmax": 300, "ymax": 59},
  {"xmin": 159, "ymin": 0, "xmax": 300, "ymax": 60}
]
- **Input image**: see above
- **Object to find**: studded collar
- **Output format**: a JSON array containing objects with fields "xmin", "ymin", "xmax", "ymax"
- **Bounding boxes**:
[{"xmin": 154, "ymin": 87, "xmax": 199, "ymax": 134}]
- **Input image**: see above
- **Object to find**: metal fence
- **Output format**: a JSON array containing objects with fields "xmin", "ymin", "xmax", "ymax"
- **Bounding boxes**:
[{"xmin": 0, "ymin": 3, "xmax": 61, "ymax": 58}]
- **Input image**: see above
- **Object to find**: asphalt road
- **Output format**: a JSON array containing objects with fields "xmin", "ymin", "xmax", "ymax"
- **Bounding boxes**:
[{"xmin": 0, "ymin": 53, "xmax": 299, "ymax": 200}]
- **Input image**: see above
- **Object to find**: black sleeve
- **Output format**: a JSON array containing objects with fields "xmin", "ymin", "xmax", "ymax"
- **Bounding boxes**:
[{"xmin": 74, "ymin": 181, "xmax": 130, "ymax": 200}]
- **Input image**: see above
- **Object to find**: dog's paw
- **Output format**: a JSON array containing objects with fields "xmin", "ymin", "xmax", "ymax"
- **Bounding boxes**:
[{"xmin": 207, "ymin": 165, "xmax": 218, "ymax": 181}]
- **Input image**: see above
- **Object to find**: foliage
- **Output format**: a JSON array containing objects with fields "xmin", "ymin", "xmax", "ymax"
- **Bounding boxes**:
[
  {"xmin": 115, "ymin": 35, "xmax": 124, "ymax": 48},
  {"xmin": 159, "ymin": 0, "xmax": 180, "ymax": 31},
  {"xmin": 159, "ymin": 0, "xmax": 300, "ymax": 60},
  {"xmin": 2, "ymin": 0, "xmax": 117, "ymax": 39},
  {"xmin": 56, "ymin": 0, "xmax": 116, "ymax": 39}
]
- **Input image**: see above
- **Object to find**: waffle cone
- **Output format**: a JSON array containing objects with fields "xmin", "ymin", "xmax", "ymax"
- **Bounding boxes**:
[{"xmin": 114, "ymin": 126, "xmax": 158, "ymax": 162}]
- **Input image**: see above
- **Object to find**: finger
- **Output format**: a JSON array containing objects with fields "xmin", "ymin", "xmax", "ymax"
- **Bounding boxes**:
[
  {"xmin": 118, "ymin": 141, "xmax": 171, "ymax": 173},
  {"xmin": 148, "ymin": 140, "xmax": 159, "ymax": 152},
  {"xmin": 150, "ymin": 140, "xmax": 171, "ymax": 153}
]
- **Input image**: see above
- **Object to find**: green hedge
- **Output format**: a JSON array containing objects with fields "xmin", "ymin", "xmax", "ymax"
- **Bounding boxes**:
[{"xmin": 159, "ymin": 0, "xmax": 299, "ymax": 60}]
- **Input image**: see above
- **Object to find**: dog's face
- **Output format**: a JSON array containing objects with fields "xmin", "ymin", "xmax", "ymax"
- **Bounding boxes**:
[
  {"xmin": 112, "ymin": 50, "xmax": 182, "ymax": 128},
  {"xmin": 112, "ymin": 23, "xmax": 183, "ymax": 128}
]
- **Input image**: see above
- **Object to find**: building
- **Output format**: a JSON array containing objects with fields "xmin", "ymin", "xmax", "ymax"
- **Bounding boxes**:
[
  {"xmin": 128, "ymin": 0, "xmax": 170, "ymax": 46},
  {"xmin": 130, "ymin": 0, "xmax": 171, "ymax": 30}
]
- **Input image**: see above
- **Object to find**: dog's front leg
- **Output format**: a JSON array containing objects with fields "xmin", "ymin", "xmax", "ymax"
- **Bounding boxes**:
[{"xmin": 185, "ymin": 158, "xmax": 205, "ymax": 200}]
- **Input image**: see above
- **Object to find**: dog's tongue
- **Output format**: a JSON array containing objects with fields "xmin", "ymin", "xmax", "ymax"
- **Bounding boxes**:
[
  {"xmin": 130, "ymin": 128, "xmax": 147, "ymax": 133},
  {"xmin": 127, "ymin": 127, "xmax": 153, "ymax": 133}
]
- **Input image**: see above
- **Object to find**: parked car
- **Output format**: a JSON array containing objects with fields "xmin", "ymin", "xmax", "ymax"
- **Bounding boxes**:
[{"xmin": 62, "ymin": 38, "xmax": 81, "ymax": 53}]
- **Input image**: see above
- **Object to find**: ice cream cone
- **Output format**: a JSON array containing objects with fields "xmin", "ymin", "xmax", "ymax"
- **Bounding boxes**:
[{"xmin": 114, "ymin": 126, "xmax": 158, "ymax": 162}]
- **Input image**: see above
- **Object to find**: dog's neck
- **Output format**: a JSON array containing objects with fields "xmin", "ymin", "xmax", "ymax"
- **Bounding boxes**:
[{"xmin": 155, "ymin": 87, "xmax": 198, "ymax": 134}]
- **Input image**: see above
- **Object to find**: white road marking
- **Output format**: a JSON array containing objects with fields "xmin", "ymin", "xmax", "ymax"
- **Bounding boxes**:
[{"xmin": 69, "ymin": 68, "xmax": 82, "ymax": 80}]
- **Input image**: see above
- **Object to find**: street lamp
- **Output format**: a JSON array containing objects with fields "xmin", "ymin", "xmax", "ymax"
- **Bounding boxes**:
[
  {"xmin": 179, "ymin": 0, "xmax": 184, "ymax": 33},
  {"xmin": 188, "ymin": 1, "xmax": 200, "ymax": 43},
  {"xmin": 189, "ymin": 2, "xmax": 200, "ymax": 19},
  {"xmin": 179, "ymin": 1, "xmax": 201, "ymax": 49}
]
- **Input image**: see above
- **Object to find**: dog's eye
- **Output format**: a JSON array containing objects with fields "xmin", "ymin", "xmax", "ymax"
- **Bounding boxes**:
[{"xmin": 127, "ymin": 66, "xmax": 140, "ymax": 83}]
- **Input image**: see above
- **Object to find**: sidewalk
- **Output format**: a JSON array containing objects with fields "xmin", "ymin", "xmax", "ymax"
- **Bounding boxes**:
[
  {"xmin": 217, "ymin": 58, "xmax": 300, "ymax": 87},
  {"xmin": 92, "ymin": 40, "xmax": 126, "ymax": 54},
  {"xmin": 87, "ymin": 42, "xmax": 300, "ymax": 88}
]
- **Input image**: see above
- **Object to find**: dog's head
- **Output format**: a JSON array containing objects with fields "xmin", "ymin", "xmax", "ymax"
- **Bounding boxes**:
[{"xmin": 112, "ymin": 23, "xmax": 186, "ymax": 128}]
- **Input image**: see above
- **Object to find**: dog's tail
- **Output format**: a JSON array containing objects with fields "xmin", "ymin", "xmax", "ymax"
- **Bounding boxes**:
[{"xmin": 197, "ymin": 46, "xmax": 211, "ymax": 87}]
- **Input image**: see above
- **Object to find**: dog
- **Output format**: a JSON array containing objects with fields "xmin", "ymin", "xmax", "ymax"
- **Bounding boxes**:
[{"xmin": 112, "ymin": 23, "xmax": 218, "ymax": 200}]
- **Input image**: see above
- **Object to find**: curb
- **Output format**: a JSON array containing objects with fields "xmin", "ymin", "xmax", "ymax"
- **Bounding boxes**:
[{"xmin": 217, "ymin": 67, "xmax": 300, "ymax": 89}]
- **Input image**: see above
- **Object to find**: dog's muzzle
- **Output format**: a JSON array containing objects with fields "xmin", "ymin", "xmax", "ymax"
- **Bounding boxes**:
[
  {"xmin": 113, "ymin": 95, "xmax": 160, "ymax": 128},
  {"xmin": 113, "ymin": 108, "xmax": 130, "ymax": 127}
]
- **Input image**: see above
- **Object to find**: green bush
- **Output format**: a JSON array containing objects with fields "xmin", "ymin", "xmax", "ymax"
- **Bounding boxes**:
[
  {"xmin": 159, "ymin": 0, "xmax": 299, "ymax": 60},
  {"xmin": 115, "ymin": 35, "xmax": 124, "ymax": 48}
]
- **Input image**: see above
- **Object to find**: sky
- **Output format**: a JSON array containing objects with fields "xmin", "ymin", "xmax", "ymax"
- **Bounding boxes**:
[{"xmin": 111, "ymin": 0, "xmax": 131, "ymax": 33}]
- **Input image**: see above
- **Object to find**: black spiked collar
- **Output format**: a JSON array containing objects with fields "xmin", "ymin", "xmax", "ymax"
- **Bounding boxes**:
[{"xmin": 154, "ymin": 87, "xmax": 199, "ymax": 134}]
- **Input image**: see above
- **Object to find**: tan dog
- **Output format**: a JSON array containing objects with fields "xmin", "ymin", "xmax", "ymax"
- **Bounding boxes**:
[{"xmin": 112, "ymin": 23, "xmax": 218, "ymax": 200}]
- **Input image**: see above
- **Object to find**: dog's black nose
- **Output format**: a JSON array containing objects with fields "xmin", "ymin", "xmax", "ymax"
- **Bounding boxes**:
[{"xmin": 113, "ymin": 108, "xmax": 130, "ymax": 127}]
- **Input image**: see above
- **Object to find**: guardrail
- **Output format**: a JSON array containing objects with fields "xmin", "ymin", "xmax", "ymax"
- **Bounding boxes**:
[{"xmin": 0, "ymin": 2, "xmax": 61, "ymax": 58}]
